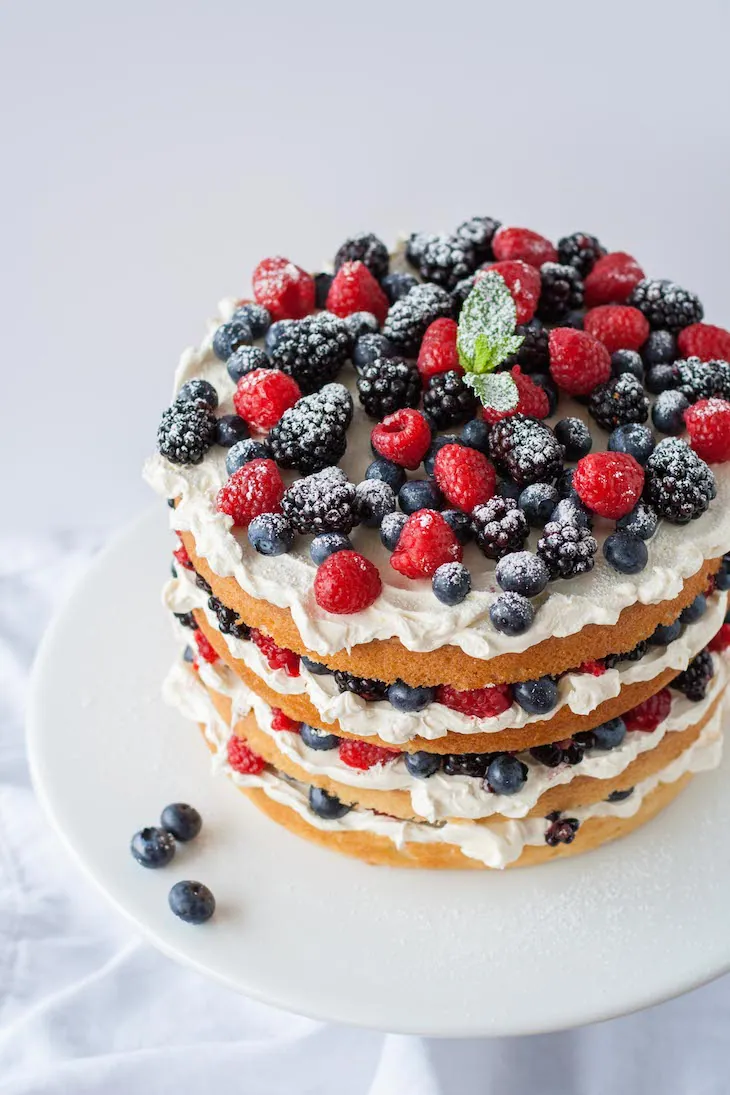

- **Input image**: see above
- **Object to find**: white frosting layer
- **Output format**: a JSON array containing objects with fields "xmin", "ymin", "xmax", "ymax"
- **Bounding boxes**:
[{"xmin": 163, "ymin": 661, "xmax": 723, "ymax": 869}]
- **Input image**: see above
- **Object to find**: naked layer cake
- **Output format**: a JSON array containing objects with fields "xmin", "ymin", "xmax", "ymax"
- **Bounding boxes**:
[{"xmin": 144, "ymin": 219, "xmax": 730, "ymax": 869}]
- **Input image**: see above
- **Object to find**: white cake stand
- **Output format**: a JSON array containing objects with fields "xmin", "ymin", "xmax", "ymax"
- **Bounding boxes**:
[{"xmin": 26, "ymin": 509, "xmax": 730, "ymax": 1037}]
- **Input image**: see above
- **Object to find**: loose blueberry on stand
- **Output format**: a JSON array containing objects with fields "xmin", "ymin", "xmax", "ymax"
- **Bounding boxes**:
[
  {"xmin": 130, "ymin": 827, "xmax": 176, "ymax": 868},
  {"xmin": 215, "ymin": 414, "xmax": 249, "ymax": 447},
  {"xmin": 652, "ymin": 390, "xmax": 690, "ymax": 435},
  {"xmin": 398, "ymin": 480, "xmax": 444, "ymax": 514},
  {"xmin": 310, "ymin": 533, "xmax": 352, "ymax": 565},
  {"xmin": 405, "ymin": 751, "xmax": 442, "ymax": 778},
  {"xmin": 603, "ymin": 531, "xmax": 648, "ymax": 574},
  {"xmin": 226, "ymin": 438, "xmax": 271, "ymax": 475},
  {"xmin": 489, "ymin": 592, "xmax": 535, "ymax": 636},
  {"xmin": 592, "ymin": 718, "xmax": 627, "ymax": 750},
  {"xmin": 513, "ymin": 676, "xmax": 558, "ymax": 714},
  {"xmin": 309, "ymin": 786, "xmax": 352, "ymax": 819},
  {"xmin": 432, "ymin": 562, "xmax": 471, "ymax": 605},
  {"xmin": 380, "ymin": 512, "xmax": 407, "ymax": 551},
  {"xmin": 608, "ymin": 424, "xmax": 655, "ymax": 465},
  {"xmin": 248, "ymin": 513, "xmax": 294, "ymax": 556},
  {"xmin": 365, "ymin": 458, "xmax": 406, "ymax": 492},
  {"xmin": 486, "ymin": 754, "xmax": 527, "ymax": 795},
  {"xmin": 160, "ymin": 803, "xmax": 202, "ymax": 842},
  {"xmin": 388, "ymin": 680, "xmax": 437, "ymax": 711},
  {"xmin": 168, "ymin": 880, "xmax": 216, "ymax": 924},
  {"xmin": 301, "ymin": 724, "xmax": 340, "ymax": 750}
]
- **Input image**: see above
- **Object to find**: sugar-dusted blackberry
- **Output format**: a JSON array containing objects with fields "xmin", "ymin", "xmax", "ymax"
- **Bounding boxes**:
[
  {"xmin": 423, "ymin": 370, "xmax": 478, "ymax": 429},
  {"xmin": 314, "ymin": 272, "xmax": 333, "ymax": 309},
  {"xmin": 588, "ymin": 373, "xmax": 649, "ymax": 431},
  {"xmin": 489, "ymin": 415, "xmax": 564, "ymax": 488},
  {"xmin": 451, "ymin": 274, "xmax": 476, "ymax": 315},
  {"xmin": 471, "ymin": 496, "xmax": 529, "ymax": 560},
  {"xmin": 443, "ymin": 753, "xmax": 494, "ymax": 778},
  {"xmin": 537, "ymin": 262, "xmax": 584, "ymax": 322},
  {"xmin": 506, "ymin": 319, "xmax": 550, "ymax": 374},
  {"xmin": 177, "ymin": 378, "xmax": 218, "ymax": 409},
  {"xmin": 410, "ymin": 233, "xmax": 478, "ymax": 290},
  {"xmin": 672, "ymin": 649, "xmax": 714, "ymax": 701},
  {"xmin": 537, "ymin": 520, "xmax": 598, "ymax": 579},
  {"xmin": 334, "ymin": 232, "xmax": 389, "ymax": 281},
  {"xmin": 281, "ymin": 467, "xmax": 358, "ymax": 535},
  {"xmin": 676, "ymin": 357, "xmax": 730, "ymax": 403},
  {"xmin": 268, "ymin": 383, "xmax": 353, "ymax": 475},
  {"xmin": 643, "ymin": 438, "xmax": 716, "ymax": 524},
  {"xmin": 268, "ymin": 313, "xmax": 351, "ymax": 394},
  {"xmin": 628, "ymin": 278, "xmax": 704, "ymax": 331},
  {"xmin": 383, "ymin": 283, "xmax": 454, "ymax": 355},
  {"xmin": 557, "ymin": 232, "xmax": 605, "ymax": 277},
  {"xmin": 157, "ymin": 400, "xmax": 216, "ymax": 465},
  {"xmin": 405, "ymin": 231, "xmax": 430, "ymax": 267},
  {"xmin": 334, "ymin": 670, "xmax": 388, "ymax": 702},
  {"xmin": 454, "ymin": 215, "xmax": 501, "ymax": 264},
  {"xmin": 357, "ymin": 356, "xmax": 421, "ymax": 419}
]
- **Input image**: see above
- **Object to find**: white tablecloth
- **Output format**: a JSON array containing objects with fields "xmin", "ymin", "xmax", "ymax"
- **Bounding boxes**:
[{"xmin": 3, "ymin": 534, "xmax": 730, "ymax": 1095}]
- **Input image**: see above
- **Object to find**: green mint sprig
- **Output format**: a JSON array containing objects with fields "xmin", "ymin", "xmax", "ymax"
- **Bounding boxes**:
[{"xmin": 456, "ymin": 271, "xmax": 524, "ymax": 412}]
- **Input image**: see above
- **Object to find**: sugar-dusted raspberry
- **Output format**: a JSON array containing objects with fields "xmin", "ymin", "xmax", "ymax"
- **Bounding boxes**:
[
  {"xmin": 313, "ymin": 550, "xmax": 382, "ymax": 614},
  {"xmin": 194, "ymin": 629, "xmax": 218, "ymax": 664},
  {"xmin": 709, "ymin": 624, "xmax": 730, "ymax": 653},
  {"xmin": 216, "ymin": 459, "xmax": 285, "ymax": 525},
  {"xmin": 548, "ymin": 328, "xmax": 611, "ymax": 395},
  {"xmin": 623, "ymin": 688, "xmax": 672, "ymax": 732},
  {"xmin": 270, "ymin": 709, "xmax": 302, "ymax": 733},
  {"xmin": 417, "ymin": 318, "xmax": 461, "ymax": 381},
  {"xmin": 338, "ymin": 739, "xmax": 400, "ymax": 769},
  {"xmin": 482, "ymin": 365, "xmax": 550, "ymax": 424},
  {"xmin": 573, "ymin": 452, "xmax": 645, "ymax": 519},
  {"xmin": 232, "ymin": 369, "xmax": 301, "ymax": 430},
  {"xmin": 677, "ymin": 323, "xmax": 730, "ymax": 363},
  {"xmin": 173, "ymin": 541, "xmax": 194, "ymax": 570},
  {"xmin": 583, "ymin": 305, "xmax": 650, "ymax": 354},
  {"xmin": 250, "ymin": 627, "xmax": 301, "ymax": 676},
  {"xmin": 227, "ymin": 734, "xmax": 266, "ymax": 774},
  {"xmin": 390, "ymin": 510, "xmax": 463, "ymax": 579},
  {"xmin": 579, "ymin": 660, "xmax": 606, "ymax": 676},
  {"xmin": 433, "ymin": 443, "xmax": 497, "ymax": 511},
  {"xmin": 492, "ymin": 226, "xmax": 557, "ymax": 267},
  {"xmin": 326, "ymin": 260, "xmax": 389, "ymax": 326},
  {"xmin": 436, "ymin": 683, "xmax": 512, "ymax": 718},
  {"xmin": 252, "ymin": 256, "xmax": 315, "ymax": 321},
  {"xmin": 371, "ymin": 408, "xmax": 432, "ymax": 470},
  {"xmin": 583, "ymin": 252, "xmax": 645, "ymax": 308},
  {"xmin": 489, "ymin": 260, "xmax": 541, "ymax": 324},
  {"xmin": 684, "ymin": 398, "xmax": 730, "ymax": 463}
]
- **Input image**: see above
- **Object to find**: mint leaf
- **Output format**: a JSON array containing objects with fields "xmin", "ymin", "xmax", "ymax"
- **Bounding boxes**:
[
  {"xmin": 457, "ymin": 271, "xmax": 524, "ymax": 377},
  {"xmin": 464, "ymin": 372, "xmax": 519, "ymax": 414}
]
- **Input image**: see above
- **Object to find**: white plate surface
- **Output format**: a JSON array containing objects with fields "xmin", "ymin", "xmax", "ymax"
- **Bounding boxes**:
[{"xmin": 27, "ymin": 509, "xmax": 730, "ymax": 1037}]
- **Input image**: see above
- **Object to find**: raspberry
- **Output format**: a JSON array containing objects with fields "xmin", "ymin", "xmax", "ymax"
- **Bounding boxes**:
[
  {"xmin": 684, "ymin": 399, "xmax": 730, "ymax": 463},
  {"xmin": 270, "ymin": 709, "xmax": 302, "ymax": 733},
  {"xmin": 338, "ymin": 739, "xmax": 399, "ymax": 769},
  {"xmin": 433, "ymin": 444, "xmax": 496, "ymax": 511},
  {"xmin": 623, "ymin": 688, "xmax": 672, "ymax": 733},
  {"xmin": 326, "ymin": 261, "xmax": 389, "ymax": 325},
  {"xmin": 482, "ymin": 366, "xmax": 550, "ymax": 424},
  {"xmin": 583, "ymin": 252, "xmax": 644, "ymax": 308},
  {"xmin": 492, "ymin": 226, "xmax": 557, "ymax": 267},
  {"xmin": 227, "ymin": 735, "xmax": 266, "ymax": 775},
  {"xmin": 709, "ymin": 625, "xmax": 730, "ymax": 653},
  {"xmin": 548, "ymin": 328, "xmax": 611, "ymax": 396},
  {"xmin": 194, "ymin": 629, "xmax": 218, "ymax": 664},
  {"xmin": 250, "ymin": 628, "xmax": 300, "ymax": 676},
  {"xmin": 390, "ymin": 510, "xmax": 463, "ymax": 579},
  {"xmin": 573, "ymin": 452, "xmax": 645, "ymax": 519},
  {"xmin": 677, "ymin": 323, "xmax": 730, "ymax": 362},
  {"xmin": 314, "ymin": 550, "xmax": 382, "ymax": 613},
  {"xmin": 436, "ymin": 683, "xmax": 512, "ymax": 718},
  {"xmin": 579, "ymin": 660, "xmax": 606, "ymax": 676},
  {"xmin": 489, "ymin": 260, "xmax": 541, "ymax": 324},
  {"xmin": 583, "ymin": 305, "xmax": 650, "ymax": 354},
  {"xmin": 232, "ymin": 369, "xmax": 301, "ymax": 430},
  {"xmin": 216, "ymin": 459, "xmax": 285, "ymax": 525},
  {"xmin": 371, "ymin": 408, "xmax": 432, "ymax": 470},
  {"xmin": 417, "ymin": 318, "xmax": 461, "ymax": 381},
  {"xmin": 173, "ymin": 541, "xmax": 194, "ymax": 570},
  {"xmin": 252, "ymin": 256, "xmax": 315, "ymax": 321}
]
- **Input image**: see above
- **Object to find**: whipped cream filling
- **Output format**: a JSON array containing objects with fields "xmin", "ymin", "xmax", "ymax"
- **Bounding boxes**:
[
  {"xmin": 163, "ymin": 661, "xmax": 724, "ymax": 869},
  {"xmin": 165, "ymin": 570, "xmax": 727, "ymax": 743}
]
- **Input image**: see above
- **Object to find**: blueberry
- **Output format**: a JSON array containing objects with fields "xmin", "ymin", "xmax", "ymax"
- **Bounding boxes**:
[
  {"xmin": 603, "ymin": 531, "xmax": 648, "ymax": 574},
  {"xmin": 310, "ymin": 532, "xmax": 352, "ymax": 565},
  {"xmin": 610, "ymin": 350, "xmax": 644, "ymax": 381},
  {"xmin": 248, "ymin": 513, "xmax": 294, "ymax": 556},
  {"xmin": 486, "ymin": 754, "xmax": 527, "ymax": 795},
  {"xmin": 530, "ymin": 373, "xmax": 558, "ymax": 416},
  {"xmin": 592, "ymin": 718, "xmax": 627, "ymax": 750},
  {"xmin": 513, "ymin": 676, "xmax": 558, "ymax": 714},
  {"xmin": 646, "ymin": 363, "xmax": 680, "ymax": 394},
  {"xmin": 309, "ymin": 786, "xmax": 352, "ymax": 819},
  {"xmin": 380, "ymin": 511, "xmax": 407, "ymax": 551},
  {"xmin": 215, "ymin": 414, "xmax": 249, "ymax": 447},
  {"xmin": 232, "ymin": 302, "xmax": 271, "ymax": 338},
  {"xmin": 489, "ymin": 592, "xmax": 535, "ymax": 635},
  {"xmin": 387, "ymin": 680, "xmax": 436, "ymax": 712},
  {"xmin": 227, "ymin": 345, "xmax": 270, "ymax": 382},
  {"xmin": 557, "ymin": 468, "xmax": 576, "ymax": 498},
  {"xmin": 183, "ymin": 644, "xmax": 194, "ymax": 662},
  {"xmin": 160, "ymin": 803, "xmax": 202, "ymax": 842},
  {"xmin": 461, "ymin": 417, "xmax": 491, "ymax": 454},
  {"xmin": 519, "ymin": 483, "xmax": 559, "ymax": 527},
  {"xmin": 432, "ymin": 562, "xmax": 471, "ymax": 605},
  {"xmin": 365, "ymin": 458, "xmax": 406, "ymax": 493},
  {"xmin": 168, "ymin": 880, "xmax": 215, "ymax": 924},
  {"xmin": 616, "ymin": 502, "xmax": 659, "ymax": 540},
  {"xmin": 424, "ymin": 435, "xmax": 464, "ymax": 476},
  {"xmin": 130, "ymin": 827, "xmax": 176, "ymax": 868},
  {"xmin": 356, "ymin": 480, "xmax": 395, "ymax": 528},
  {"xmin": 550, "ymin": 497, "xmax": 593, "ymax": 529},
  {"xmin": 345, "ymin": 311, "xmax": 379, "ymax": 340},
  {"xmin": 301, "ymin": 724, "xmax": 340, "ymax": 750},
  {"xmin": 554, "ymin": 417, "xmax": 592, "ymax": 460},
  {"xmin": 404, "ymin": 751, "xmax": 442, "ymax": 778},
  {"xmin": 608, "ymin": 423, "xmax": 655, "ymax": 465},
  {"xmin": 642, "ymin": 329, "xmax": 677, "ymax": 367},
  {"xmin": 442, "ymin": 509, "xmax": 473, "ymax": 544},
  {"xmin": 649, "ymin": 619, "xmax": 683, "ymax": 646},
  {"xmin": 716, "ymin": 566, "xmax": 730, "ymax": 591},
  {"xmin": 314, "ymin": 272, "xmax": 333, "ymax": 309},
  {"xmin": 680, "ymin": 594, "xmax": 707, "ymax": 625},
  {"xmin": 606, "ymin": 787, "xmax": 634, "ymax": 802},
  {"xmin": 652, "ymin": 390, "xmax": 690, "ymax": 436},
  {"xmin": 563, "ymin": 309, "xmax": 585, "ymax": 330},
  {"xmin": 382, "ymin": 271, "xmax": 418, "ymax": 303},
  {"xmin": 495, "ymin": 551, "xmax": 550, "ymax": 597},
  {"xmin": 398, "ymin": 480, "xmax": 444, "ymax": 514},
  {"xmin": 353, "ymin": 333, "xmax": 395, "ymax": 372},
  {"xmin": 212, "ymin": 320, "xmax": 252, "ymax": 360},
  {"xmin": 226, "ymin": 438, "xmax": 271, "ymax": 475},
  {"xmin": 497, "ymin": 478, "xmax": 522, "ymax": 500},
  {"xmin": 301, "ymin": 655, "xmax": 332, "ymax": 676},
  {"xmin": 264, "ymin": 320, "xmax": 292, "ymax": 356},
  {"xmin": 177, "ymin": 378, "xmax": 219, "ymax": 409}
]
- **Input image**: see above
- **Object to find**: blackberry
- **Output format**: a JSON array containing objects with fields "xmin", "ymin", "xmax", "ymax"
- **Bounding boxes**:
[
  {"xmin": 207, "ymin": 595, "xmax": 250, "ymax": 640},
  {"xmin": 314, "ymin": 272, "xmax": 332, "ymax": 309},
  {"xmin": 644, "ymin": 438, "xmax": 716, "ymax": 524},
  {"xmin": 530, "ymin": 742, "xmax": 564, "ymax": 768},
  {"xmin": 604, "ymin": 640, "xmax": 648, "ymax": 669},
  {"xmin": 383, "ymin": 283, "xmax": 453, "ymax": 355},
  {"xmin": 471, "ymin": 497, "xmax": 529, "ymax": 560},
  {"xmin": 407, "ymin": 233, "xmax": 478, "ymax": 290},
  {"xmin": 588, "ymin": 374, "xmax": 649, "ymax": 431},
  {"xmin": 423, "ymin": 370, "xmax": 478, "ymax": 429},
  {"xmin": 357, "ymin": 356, "xmax": 420, "ymax": 419},
  {"xmin": 281, "ymin": 467, "xmax": 358, "ymax": 535},
  {"xmin": 628, "ymin": 278, "xmax": 704, "ymax": 331},
  {"xmin": 451, "ymin": 274, "xmax": 476, "ymax": 315},
  {"xmin": 488, "ymin": 415, "xmax": 564, "ymax": 488},
  {"xmin": 443, "ymin": 753, "xmax": 494, "ymax": 778},
  {"xmin": 676, "ymin": 357, "xmax": 730, "ymax": 403},
  {"xmin": 537, "ymin": 262, "xmax": 584, "ymax": 322},
  {"xmin": 556, "ymin": 232, "xmax": 605, "ymax": 277},
  {"xmin": 405, "ymin": 231, "xmax": 430, "ymax": 267},
  {"xmin": 268, "ymin": 313, "xmax": 350, "ymax": 394},
  {"xmin": 157, "ymin": 401, "xmax": 216, "ymax": 465},
  {"xmin": 174, "ymin": 611, "xmax": 196, "ymax": 630},
  {"xmin": 195, "ymin": 572, "xmax": 213, "ymax": 595},
  {"xmin": 537, "ymin": 521, "xmax": 598, "ymax": 579},
  {"xmin": 504, "ymin": 319, "xmax": 550, "ymax": 374},
  {"xmin": 672, "ymin": 649, "xmax": 714, "ymax": 701},
  {"xmin": 334, "ymin": 232, "xmax": 389, "ymax": 281},
  {"xmin": 454, "ymin": 215, "xmax": 501, "ymax": 264},
  {"xmin": 334, "ymin": 670, "xmax": 388, "ymax": 702},
  {"xmin": 268, "ymin": 383, "xmax": 353, "ymax": 475}
]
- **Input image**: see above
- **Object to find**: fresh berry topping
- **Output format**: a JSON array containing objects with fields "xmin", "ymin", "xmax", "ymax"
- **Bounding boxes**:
[
  {"xmin": 573, "ymin": 452, "xmax": 644, "ymax": 519},
  {"xmin": 422, "ymin": 370, "xmax": 478, "ymax": 429},
  {"xmin": 157, "ymin": 401, "xmax": 216, "ymax": 465},
  {"xmin": 518, "ymin": 482, "xmax": 560, "ymax": 527},
  {"xmin": 537, "ymin": 520, "xmax": 598, "ymax": 579},
  {"xmin": 334, "ymin": 232, "xmax": 389, "ymax": 281},
  {"xmin": 252, "ymin": 257, "xmax": 315, "ymax": 321},
  {"xmin": 442, "ymin": 509, "xmax": 473, "ymax": 543},
  {"xmin": 489, "ymin": 260, "xmax": 542, "ymax": 324},
  {"xmin": 555, "ymin": 417, "xmax": 592, "ymax": 460},
  {"xmin": 684, "ymin": 398, "xmax": 730, "ymax": 462},
  {"xmin": 486, "ymin": 754, "xmax": 528, "ymax": 795},
  {"xmin": 588, "ymin": 373, "xmax": 649, "ymax": 431},
  {"xmin": 642, "ymin": 330, "xmax": 677, "ymax": 367},
  {"xmin": 334, "ymin": 670, "xmax": 388, "ymax": 702},
  {"xmin": 314, "ymin": 273, "xmax": 332, "ymax": 308},
  {"xmin": 380, "ymin": 511, "xmax": 408, "ymax": 550},
  {"xmin": 226, "ymin": 438, "xmax": 272, "ymax": 475},
  {"xmin": 471, "ymin": 496, "xmax": 529, "ymax": 560},
  {"xmin": 709, "ymin": 624, "xmax": 730, "ymax": 652},
  {"xmin": 608, "ymin": 423, "xmax": 655, "ymax": 465},
  {"xmin": 489, "ymin": 592, "xmax": 535, "ymax": 635},
  {"xmin": 676, "ymin": 357, "xmax": 730, "ymax": 403},
  {"xmin": 338, "ymin": 739, "xmax": 399, "ymax": 770},
  {"xmin": 382, "ymin": 271, "xmax": 419, "ymax": 303},
  {"xmin": 603, "ymin": 531, "xmax": 648, "ymax": 574},
  {"xmin": 481, "ymin": 365, "xmax": 550, "ymax": 425},
  {"xmin": 424, "ymin": 434, "xmax": 466, "ymax": 476},
  {"xmin": 544, "ymin": 815, "xmax": 580, "ymax": 846},
  {"xmin": 492, "ymin": 226, "xmax": 557, "ymax": 267},
  {"xmin": 270, "ymin": 709, "xmax": 302, "ymax": 733},
  {"xmin": 454, "ymin": 215, "xmax": 501, "ymax": 263},
  {"xmin": 624, "ymin": 688, "xmax": 672, "ymax": 733},
  {"xmin": 193, "ymin": 629, "xmax": 218, "ymax": 664},
  {"xmin": 300, "ymin": 724, "xmax": 340, "ymax": 750},
  {"xmin": 537, "ymin": 262, "xmax": 584, "ymax": 322},
  {"xmin": 345, "ymin": 311, "xmax": 379, "ymax": 340},
  {"xmin": 387, "ymin": 680, "xmax": 437, "ymax": 711},
  {"xmin": 227, "ymin": 735, "xmax": 266, "ymax": 774},
  {"xmin": 160, "ymin": 803, "xmax": 202, "ymax": 843},
  {"xmin": 268, "ymin": 313, "xmax": 351, "ymax": 394},
  {"xmin": 399, "ymin": 481, "xmax": 444, "ymax": 516},
  {"xmin": 226, "ymin": 346, "xmax": 270, "ymax": 383},
  {"xmin": 652, "ymin": 390, "xmax": 690, "ymax": 435},
  {"xmin": 353, "ymin": 332, "xmax": 396, "ymax": 371},
  {"xmin": 548, "ymin": 328, "xmax": 611, "ymax": 395},
  {"xmin": 268, "ymin": 383, "xmax": 353, "ymax": 475},
  {"xmin": 505, "ymin": 319, "xmax": 550, "ymax": 374},
  {"xmin": 583, "ymin": 252, "xmax": 644, "ymax": 308},
  {"xmin": 432, "ymin": 561, "xmax": 472, "ymax": 604},
  {"xmin": 390, "ymin": 510, "xmax": 463, "ymax": 579},
  {"xmin": 248, "ymin": 513, "xmax": 294, "ymax": 556},
  {"xmin": 611, "ymin": 348, "xmax": 645, "ymax": 380},
  {"xmin": 232, "ymin": 369, "xmax": 301, "ymax": 430},
  {"xmin": 213, "ymin": 319, "xmax": 252, "ymax": 361},
  {"xmin": 366, "ymin": 457, "xmax": 407, "ymax": 493},
  {"xmin": 173, "ymin": 541, "xmax": 194, "ymax": 570},
  {"xmin": 215, "ymin": 415, "xmax": 249, "ymax": 448},
  {"xmin": 313, "ymin": 550, "xmax": 382, "ymax": 613},
  {"xmin": 644, "ymin": 438, "xmax": 716, "ymax": 523},
  {"xmin": 584, "ymin": 305, "xmax": 650, "ymax": 353},
  {"xmin": 281, "ymin": 467, "xmax": 358, "ymax": 535},
  {"xmin": 677, "ymin": 323, "xmax": 730, "ymax": 362},
  {"xmin": 433, "ymin": 444, "xmax": 497, "ymax": 511},
  {"xmin": 309, "ymin": 786, "xmax": 352, "ymax": 818},
  {"xmin": 326, "ymin": 260, "xmax": 389, "ymax": 325},
  {"xmin": 232, "ymin": 301, "xmax": 271, "ymax": 338},
  {"xmin": 437, "ymin": 683, "xmax": 512, "ymax": 718},
  {"xmin": 178, "ymin": 378, "xmax": 218, "ymax": 409},
  {"xmin": 383, "ymin": 283, "xmax": 454, "ymax": 355},
  {"xmin": 407, "ymin": 232, "xmax": 478, "ymax": 289},
  {"xmin": 355, "ymin": 480, "xmax": 396, "ymax": 529},
  {"xmin": 216, "ymin": 458, "xmax": 285, "ymax": 525},
  {"xmin": 130, "ymin": 827, "xmax": 176, "ymax": 869},
  {"xmin": 416, "ymin": 318, "xmax": 461, "ymax": 381},
  {"xmin": 513, "ymin": 676, "xmax": 558, "ymax": 714},
  {"xmin": 617, "ymin": 501, "xmax": 659, "ymax": 540},
  {"xmin": 309, "ymin": 532, "xmax": 352, "ymax": 564},
  {"xmin": 628, "ymin": 278, "xmax": 703, "ymax": 331},
  {"xmin": 488, "ymin": 415, "xmax": 564, "ymax": 487},
  {"xmin": 357, "ymin": 356, "xmax": 421, "ymax": 419},
  {"xmin": 404, "ymin": 751, "xmax": 442, "ymax": 778},
  {"xmin": 673, "ymin": 649, "xmax": 715, "ymax": 700},
  {"xmin": 557, "ymin": 232, "xmax": 605, "ymax": 277},
  {"xmin": 371, "ymin": 408, "xmax": 432, "ymax": 469},
  {"xmin": 461, "ymin": 417, "xmax": 491, "ymax": 453},
  {"xmin": 250, "ymin": 628, "xmax": 300, "ymax": 676},
  {"xmin": 495, "ymin": 551, "xmax": 550, "ymax": 597}
]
